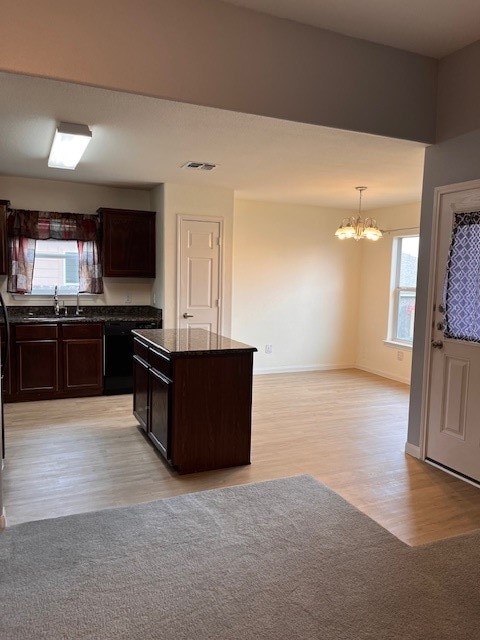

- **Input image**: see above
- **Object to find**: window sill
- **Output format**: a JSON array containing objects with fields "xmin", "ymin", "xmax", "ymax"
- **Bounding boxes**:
[{"xmin": 383, "ymin": 339, "xmax": 413, "ymax": 351}]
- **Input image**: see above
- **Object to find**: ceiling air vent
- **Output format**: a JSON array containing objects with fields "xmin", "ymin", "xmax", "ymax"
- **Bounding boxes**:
[{"xmin": 182, "ymin": 161, "xmax": 217, "ymax": 171}]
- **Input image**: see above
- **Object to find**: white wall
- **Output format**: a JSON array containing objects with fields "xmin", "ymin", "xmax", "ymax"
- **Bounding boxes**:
[
  {"xmin": 152, "ymin": 183, "xmax": 234, "ymax": 331},
  {"xmin": 0, "ymin": 175, "xmax": 154, "ymax": 306},
  {"xmin": 355, "ymin": 203, "xmax": 421, "ymax": 384},
  {"xmin": 232, "ymin": 199, "xmax": 361, "ymax": 372}
]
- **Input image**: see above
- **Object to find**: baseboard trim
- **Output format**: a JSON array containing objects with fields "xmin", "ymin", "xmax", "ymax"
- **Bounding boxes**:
[
  {"xmin": 405, "ymin": 442, "xmax": 421, "ymax": 458},
  {"xmin": 355, "ymin": 365, "xmax": 410, "ymax": 385},
  {"xmin": 0, "ymin": 508, "xmax": 6, "ymax": 530},
  {"xmin": 254, "ymin": 364, "xmax": 355, "ymax": 375}
]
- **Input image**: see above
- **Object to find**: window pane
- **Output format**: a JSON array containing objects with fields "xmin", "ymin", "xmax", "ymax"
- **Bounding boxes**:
[
  {"xmin": 65, "ymin": 252, "xmax": 79, "ymax": 284},
  {"xmin": 31, "ymin": 239, "xmax": 79, "ymax": 295},
  {"xmin": 398, "ymin": 237, "xmax": 419, "ymax": 287},
  {"xmin": 396, "ymin": 292, "xmax": 415, "ymax": 342}
]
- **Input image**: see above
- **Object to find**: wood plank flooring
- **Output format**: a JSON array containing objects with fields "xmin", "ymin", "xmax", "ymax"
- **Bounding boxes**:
[{"xmin": 3, "ymin": 369, "xmax": 480, "ymax": 545}]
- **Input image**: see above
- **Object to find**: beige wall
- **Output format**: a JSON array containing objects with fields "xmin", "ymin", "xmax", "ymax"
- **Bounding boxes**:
[
  {"xmin": 0, "ymin": 175, "xmax": 154, "ymax": 306},
  {"xmin": 355, "ymin": 203, "xmax": 421, "ymax": 384},
  {"xmin": 1, "ymin": 0, "xmax": 437, "ymax": 143},
  {"xmin": 232, "ymin": 199, "xmax": 361, "ymax": 372},
  {"xmin": 152, "ymin": 183, "xmax": 234, "ymax": 332}
]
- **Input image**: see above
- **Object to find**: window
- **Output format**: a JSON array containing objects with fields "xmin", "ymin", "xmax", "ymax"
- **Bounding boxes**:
[
  {"xmin": 444, "ymin": 211, "xmax": 480, "ymax": 342},
  {"xmin": 30, "ymin": 240, "xmax": 80, "ymax": 295},
  {"xmin": 389, "ymin": 236, "xmax": 419, "ymax": 345}
]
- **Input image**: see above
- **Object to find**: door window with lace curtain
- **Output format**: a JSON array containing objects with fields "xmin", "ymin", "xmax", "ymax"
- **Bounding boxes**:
[{"xmin": 444, "ymin": 211, "xmax": 480, "ymax": 342}]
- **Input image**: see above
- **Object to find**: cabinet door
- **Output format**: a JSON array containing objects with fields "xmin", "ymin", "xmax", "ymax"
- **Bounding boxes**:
[
  {"xmin": 63, "ymin": 339, "xmax": 103, "ymax": 393},
  {"xmin": 16, "ymin": 340, "xmax": 59, "ymax": 394},
  {"xmin": 149, "ymin": 368, "xmax": 171, "ymax": 459},
  {"xmin": 99, "ymin": 208, "xmax": 155, "ymax": 278},
  {"xmin": 133, "ymin": 355, "xmax": 149, "ymax": 431},
  {"xmin": 0, "ymin": 201, "xmax": 8, "ymax": 276}
]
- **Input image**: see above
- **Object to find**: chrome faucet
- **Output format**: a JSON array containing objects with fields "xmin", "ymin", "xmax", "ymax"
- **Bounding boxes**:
[
  {"xmin": 76, "ymin": 290, "xmax": 82, "ymax": 316},
  {"xmin": 53, "ymin": 285, "xmax": 60, "ymax": 316}
]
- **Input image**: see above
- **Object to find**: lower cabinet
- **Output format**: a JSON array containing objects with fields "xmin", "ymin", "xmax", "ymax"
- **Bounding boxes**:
[
  {"xmin": 13, "ymin": 324, "xmax": 59, "ymax": 398},
  {"xmin": 8, "ymin": 322, "xmax": 103, "ymax": 402},
  {"xmin": 133, "ymin": 354, "xmax": 149, "ymax": 431},
  {"xmin": 62, "ymin": 324, "xmax": 103, "ymax": 394},
  {"xmin": 133, "ymin": 345, "xmax": 172, "ymax": 461},
  {"xmin": 149, "ymin": 367, "xmax": 171, "ymax": 459}
]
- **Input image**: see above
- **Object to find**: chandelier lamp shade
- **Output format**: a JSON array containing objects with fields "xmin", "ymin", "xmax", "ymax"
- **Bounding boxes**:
[{"xmin": 335, "ymin": 187, "xmax": 383, "ymax": 241}]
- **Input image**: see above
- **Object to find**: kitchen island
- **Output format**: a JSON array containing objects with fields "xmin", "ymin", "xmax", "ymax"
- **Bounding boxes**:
[{"xmin": 132, "ymin": 328, "xmax": 257, "ymax": 474}]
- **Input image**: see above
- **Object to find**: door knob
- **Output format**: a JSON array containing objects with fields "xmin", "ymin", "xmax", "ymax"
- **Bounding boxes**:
[
  {"xmin": 431, "ymin": 340, "xmax": 443, "ymax": 349},
  {"xmin": 183, "ymin": 313, "xmax": 194, "ymax": 318}
]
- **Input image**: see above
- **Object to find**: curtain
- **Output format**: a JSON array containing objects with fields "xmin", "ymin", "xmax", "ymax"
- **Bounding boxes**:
[
  {"xmin": 77, "ymin": 241, "xmax": 103, "ymax": 294},
  {"xmin": 7, "ymin": 209, "xmax": 103, "ymax": 294},
  {"xmin": 444, "ymin": 211, "xmax": 480, "ymax": 342},
  {"xmin": 7, "ymin": 236, "xmax": 36, "ymax": 294}
]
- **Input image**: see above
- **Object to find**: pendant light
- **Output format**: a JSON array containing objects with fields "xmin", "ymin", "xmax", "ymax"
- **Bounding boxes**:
[{"xmin": 335, "ymin": 187, "xmax": 382, "ymax": 241}]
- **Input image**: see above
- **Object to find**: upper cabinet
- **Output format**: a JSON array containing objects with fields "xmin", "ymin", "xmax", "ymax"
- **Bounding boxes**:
[
  {"xmin": 0, "ymin": 200, "xmax": 9, "ymax": 276},
  {"xmin": 99, "ymin": 208, "xmax": 156, "ymax": 278}
]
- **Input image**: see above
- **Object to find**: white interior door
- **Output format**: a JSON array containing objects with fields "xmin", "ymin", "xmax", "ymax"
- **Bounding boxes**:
[
  {"xmin": 177, "ymin": 216, "xmax": 222, "ymax": 333},
  {"xmin": 426, "ymin": 183, "xmax": 480, "ymax": 482}
]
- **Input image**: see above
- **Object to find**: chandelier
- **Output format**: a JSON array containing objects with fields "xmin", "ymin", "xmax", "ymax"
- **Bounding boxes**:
[{"xmin": 334, "ymin": 187, "xmax": 382, "ymax": 241}]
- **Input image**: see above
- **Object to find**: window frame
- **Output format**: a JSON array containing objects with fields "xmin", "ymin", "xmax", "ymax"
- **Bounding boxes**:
[{"xmin": 387, "ymin": 234, "xmax": 419, "ymax": 348}]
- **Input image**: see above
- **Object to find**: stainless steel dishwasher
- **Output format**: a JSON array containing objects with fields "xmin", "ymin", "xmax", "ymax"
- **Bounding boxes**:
[{"xmin": 103, "ymin": 320, "xmax": 158, "ymax": 394}]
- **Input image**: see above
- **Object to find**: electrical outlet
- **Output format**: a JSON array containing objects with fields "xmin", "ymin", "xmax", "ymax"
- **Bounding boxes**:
[
  {"xmin": 125, "ymin": 293, "xmax": 132, "ymax": 304},
  {"xmin": 397, "ymin": 350, "xmax": 404, "ymax": 361},
  {"xmin": 265, "ymin": 344, "xmax": 273, "ymax": 354}
]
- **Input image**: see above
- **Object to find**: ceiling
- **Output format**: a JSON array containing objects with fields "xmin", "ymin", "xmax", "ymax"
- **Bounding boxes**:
[
  {"xmin": 222, "ymin": 0, "xmax": 480, "ymax": 58},
  {"xmin": 0, "ymin": 72, "xmax": 425, "ymax": 211}
]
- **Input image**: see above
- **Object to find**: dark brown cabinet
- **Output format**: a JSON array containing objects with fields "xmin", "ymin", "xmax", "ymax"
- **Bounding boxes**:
[
  {"xmin": 61, "ymin": 324, "xmax": 103, "ymax": 394},
  {"xmin": 149, "ymin": 362, "xmax": 171, "ymax": 459},
  {"xmin": 13, "ymin": 324, "xmax": 59, "ymax": 398},
  {"xmin": 133, "ymin": 332, "xmax": 255, "ymax": 474},
  {"xmin": 133, "ymin": 352, "xmax": 149, "ymax": 431},
  {"xmin": 133, "ymin": 341, "xmax": 172, "ymax": 459},
  {"xmin": 8, "ymin": 322, "xmax": 103, "ymax": 402},
  {"xmin": 99, "ymin": 208, "xmax": 155, "ymax": 278},
  {"xmin": 0, "ymin": 200, "xmax": 9, "ymax": 276}
]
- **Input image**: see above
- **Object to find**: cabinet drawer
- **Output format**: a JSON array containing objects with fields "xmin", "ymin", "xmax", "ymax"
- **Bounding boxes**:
[
  {"xmin": 133, "ymin": 337, "xmax": 150, "ymax": 364},
  {"xmin": 62, "ymin": 323, "xmax": 103, "ymax": 339},
  {"xmin": 15, "ymin": 324, "xmax": 58, "ymax": 341},
  {"xmin": 150, "ymin": 347, "xmax": 172, "ymax": 379}
]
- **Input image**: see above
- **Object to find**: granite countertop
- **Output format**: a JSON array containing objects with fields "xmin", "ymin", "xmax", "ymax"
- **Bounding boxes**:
[
  {"xmin": 8, "ymin": 305, "xmax": 162, "ymax": 325},
  {"xmin": 133, "ymin": 328, "xmax": 257, "ymax": 356}
]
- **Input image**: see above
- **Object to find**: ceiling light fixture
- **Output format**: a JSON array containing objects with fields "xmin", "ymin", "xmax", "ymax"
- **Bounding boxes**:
[
  {"xmin": 335, "ymin": 187, "xmax": 383, "ymax": 241},
  {"xmin": 48, "ymin": 122, "xmax": 92, "ymax": 170}
]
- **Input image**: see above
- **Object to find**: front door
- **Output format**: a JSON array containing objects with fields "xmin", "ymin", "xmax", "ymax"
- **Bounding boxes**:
[
  {"xmin": 426, "ymin": 182, "xmax": 480, "ymax": 482},
  {"xmin": 177, "ymin": 216, "xmax": 222, "ymax": 333}
]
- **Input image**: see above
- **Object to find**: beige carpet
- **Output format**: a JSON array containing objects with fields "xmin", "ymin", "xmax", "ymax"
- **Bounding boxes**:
[{"xmin": 1, "ymin": 475, "xmax": 479, "ymax": 639}]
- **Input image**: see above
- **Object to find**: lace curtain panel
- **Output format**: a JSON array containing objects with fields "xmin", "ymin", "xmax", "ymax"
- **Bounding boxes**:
[
  {"xmin": 444, "ymin": 211, "xmax": 480, "ymax": 342},
  {"xmin": 7, "ymin": 209, "xmax": 103, "ymax": 294}
]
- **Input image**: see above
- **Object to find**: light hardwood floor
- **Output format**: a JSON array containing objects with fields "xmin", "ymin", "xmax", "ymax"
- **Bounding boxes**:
[{"xmin": 3, "ymin": 369, "xmax": 480, "ymax": 545}]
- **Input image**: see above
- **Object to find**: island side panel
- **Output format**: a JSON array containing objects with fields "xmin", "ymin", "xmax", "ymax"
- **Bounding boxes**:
[{"xmin": 171, "ymin": 351, "xmax": 254, "ymax": 474}]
